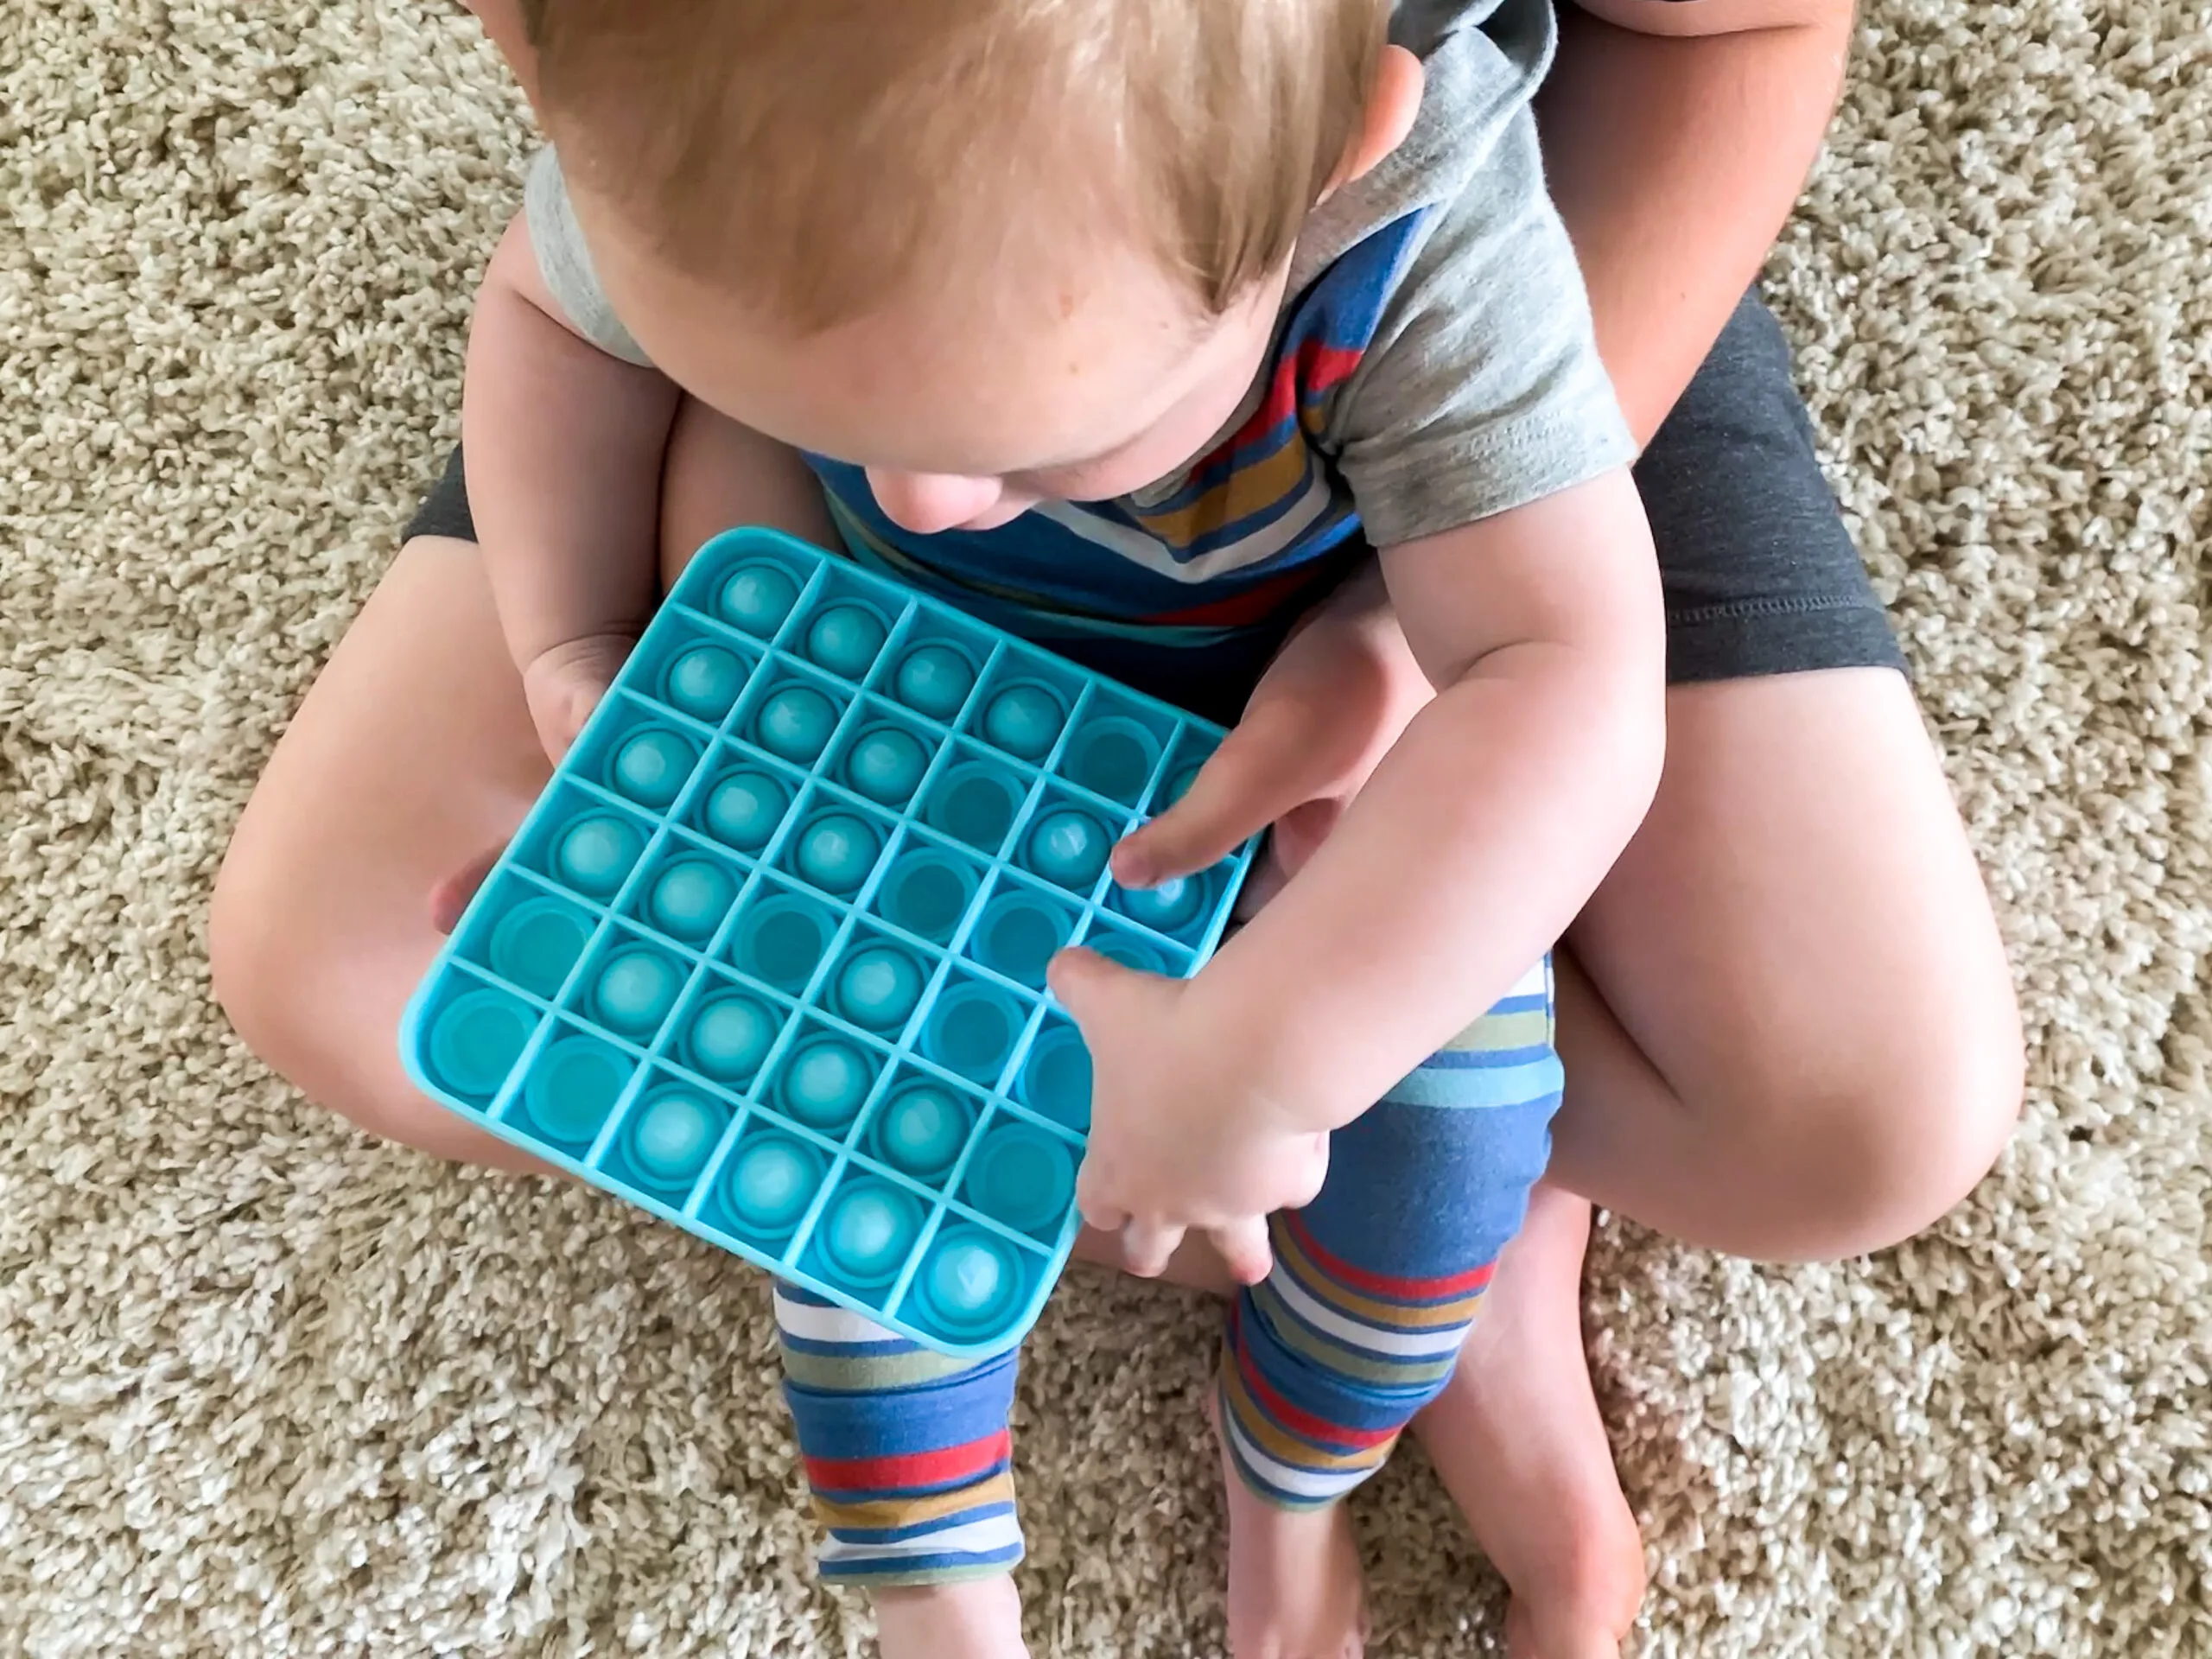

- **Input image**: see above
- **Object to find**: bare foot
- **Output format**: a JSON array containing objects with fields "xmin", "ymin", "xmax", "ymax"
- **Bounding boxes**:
[
  {"xmin": 874, "ymin": 1574, "xmax": 1029, "ymax": 1659},
  {"xmin": 1209, "ymin": 1389, "xmax": 1369, "ymax": 1659},
  {"xmin": 1411, "ymin": 1183, "xmax": 1644, "ymax": 1658}
]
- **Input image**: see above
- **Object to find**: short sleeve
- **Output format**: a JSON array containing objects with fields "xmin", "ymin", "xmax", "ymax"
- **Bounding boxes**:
[
  {"xmin": 1326, "ymin": 106, "xmax": 1635, "ymax": 550},
  {"xmin": 523, "ymin": 148, "xmax": 655, "ymax": 368}
]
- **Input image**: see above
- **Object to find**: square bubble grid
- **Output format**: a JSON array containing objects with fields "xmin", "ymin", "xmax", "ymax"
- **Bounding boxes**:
[{"xmin": 399, "ymin": 527, "xmax": 1257, "ymax": 1356}]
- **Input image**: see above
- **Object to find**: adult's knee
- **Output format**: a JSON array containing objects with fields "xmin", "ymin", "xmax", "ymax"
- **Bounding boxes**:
[
  {"xmin": 208, "ymin": 830, "xmax": 302, "ymax": 1073},
  {"xmin": 209, "ymin": 830, "xmax": 403, "ymax": 1146},
  {"xmin": 1762, "ymin": 988, "xmax": 2024, "ymax": 1259}
]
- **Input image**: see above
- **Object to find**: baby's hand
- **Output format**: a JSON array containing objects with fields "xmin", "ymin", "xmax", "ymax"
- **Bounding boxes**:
[
  {"xmin": 1049, "ymin": 949, "xmax": 1328, "ymax": 1284},
  {"xmin": 426, "ymin": 631, "xmax": 639, "ymax": 931},
  {"xmin": 1109, "ymin": 562, "xmax": 1427, "ymax": 896},
  {"xmin": 522, "ymin": 631, "xmax": 639, "ymax": 762}
]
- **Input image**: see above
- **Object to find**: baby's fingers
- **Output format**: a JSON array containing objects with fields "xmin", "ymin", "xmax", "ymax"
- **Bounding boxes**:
[
  {"xmin": 429, "ymin": 844, "xmax": 505, "ymax": 933},
  {"xmin": 524, "ymin": 632, "xmax": 639, "ymax": 762},
  {"xmin": 1210, "ymin": 1217, "xmax": 1274, "ymax": 1287},
  {"xmin": 1119, "ymin": 1217, "xmax": 1187, "ymax": 1280}
]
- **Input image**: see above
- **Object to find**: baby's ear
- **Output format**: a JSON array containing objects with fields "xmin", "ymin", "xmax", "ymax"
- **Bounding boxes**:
[{"xmin": 1329, "ymin": 45, "xmax": 1425, "ymax": 195}]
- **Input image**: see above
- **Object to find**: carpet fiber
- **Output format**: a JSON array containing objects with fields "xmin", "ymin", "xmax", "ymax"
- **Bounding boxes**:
[{"xmin": 3, "ymin": 2, "xmax": 2208, "ymax": 1654}]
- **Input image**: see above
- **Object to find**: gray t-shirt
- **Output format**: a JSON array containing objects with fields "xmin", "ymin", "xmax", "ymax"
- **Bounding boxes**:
[{"xmin": 523, "ymin": 0, "xmax": 1630, "ymax": 633}]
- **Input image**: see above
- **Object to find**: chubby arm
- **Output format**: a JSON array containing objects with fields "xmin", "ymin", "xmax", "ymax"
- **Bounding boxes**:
[
  {"xmin": 1058, "ymin": 473, "xmax": 1663, "ymax": 1274},
  {"xmin": 1189, "ymin": 469, "xmax": 1665, "ymax": 1128},
  {"xmin": 461, "ymin": 213, "xmax": 680, "ymax": 754},
  {"xmin": 1542, "ymin": 0, "xmax": 1855, "ymax": 441}
]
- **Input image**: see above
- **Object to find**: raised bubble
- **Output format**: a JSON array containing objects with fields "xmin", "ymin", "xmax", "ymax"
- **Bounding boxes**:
[
  {"xmin": 982, "ymin": 683, "xmax": 1065, "ymax": 760},
  {"xmin": 554, "ymin": 815, "xmax": 644, "ymax": 899},
  {"xmin": 663, "ymin": 645, "xmax": 745, "ymax": 721},
  {"xmin": 648, "ymin": 859, "xmax": 737, "ymax": 942},
  {"xmin": 794, "ymin": 813, "xmax": 881, "ymax": 896},
  {"xmin": 611, "ymin": 728, "xmax": 696, "ymax": 809},
  {"xmin": 775, "ymin": 1037, "xmax": 874, "ymax": 1131},
  {"xmin": 891, "ymin": 644, "xmax": 975, "ymax": 720},
  {"xmin": 919, "ymin": 1230, "xmax": 1020, "ymax": 1336},
  {"xmin": 626, "ymin": 1090, "xmax": 721, "ymax": 1187},
  {"xmin": 717, "ymin": 563, "xmax": 799, "ymax": 635},
  {"xmin": 703, "ymin": 770, "xmax": 788, "ymax": 852},
  {"xmin": 834, "ymin": 945, "xmax": 926, "ymax": 1033},
  {"xmin": 1025, "ymin": 809, "xmax": 1110, "ymax": 890},
  {"xmin": 842, "ymin": 727, "xmax": 929, "ymax": 806},
  {"xmin": 754, "ymin": 685, "xmax": 838, "ymax": 764},
  {"xmin": 804, "ymin": 604, "xmax": 889, "ymax": 678},
  {"xmin": 684, "ymin": 992, "xmax": 779, "ymax": 1082},
  {"xmin": 873, "ymin": 1085, "xmax": 970, "ymax": 1180},
  {"xmin": 818, "ymin": 1179, "xmax": 920, "ymax": 1285},
  {"xmin": 722, "ymin": 1134, "xmax": 822, "ymax": 1235},
  {"xmin": 590, "ymin": 947, "xmax": 683, "ymax": 1036},
  {"xmin": 1116, "ymin": 871, "xmax": 1205, "ymax": 933}
]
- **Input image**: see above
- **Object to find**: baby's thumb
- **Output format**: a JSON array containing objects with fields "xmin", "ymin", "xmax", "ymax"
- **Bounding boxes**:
[{"xmin": 1046, "ymin": 945, "xmax": 1146, "ymax": 1034}]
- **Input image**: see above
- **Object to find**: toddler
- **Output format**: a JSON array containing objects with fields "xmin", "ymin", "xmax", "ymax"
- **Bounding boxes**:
[{"xmin": 448, "ymin": 0, "xmax": 1657, "ymax": 1652}]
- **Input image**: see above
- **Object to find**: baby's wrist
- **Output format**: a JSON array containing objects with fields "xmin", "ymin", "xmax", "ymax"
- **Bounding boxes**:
[{"xmin": 1180, "ymin": 955, "xmax": 1351, "ymax": 1137}]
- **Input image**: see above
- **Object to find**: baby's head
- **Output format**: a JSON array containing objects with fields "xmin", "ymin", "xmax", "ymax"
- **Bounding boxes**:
[{"xmin": 524, "ymin": 0, "xmax": 1420, "ymax": 531}]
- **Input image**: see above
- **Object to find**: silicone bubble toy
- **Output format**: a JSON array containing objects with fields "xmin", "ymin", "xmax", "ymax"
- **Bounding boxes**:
[
  {"xmin": 402, "ymin": 527, "xmax": 1255, "ymax": 1355},
  {"xmin": 663, "ymin": 644, "xmax": 747, "ymax": 722},
  {"xmin": 623, "ymin": 1089, "xmax": 726, "ymax": 1190}
]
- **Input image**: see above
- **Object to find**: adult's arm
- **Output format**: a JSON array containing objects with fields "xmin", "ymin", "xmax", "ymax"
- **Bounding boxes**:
[
  {"xmin": 1538, "ymin": 0, "xmax": 1855, "ymax": 442},
  {"xmin": 464, "ymin": 0, "xmax": 541, "ymax": 105}
]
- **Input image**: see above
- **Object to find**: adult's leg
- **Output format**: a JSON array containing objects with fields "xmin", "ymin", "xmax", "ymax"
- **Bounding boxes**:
[
  {"xmin": 210, "ymin": 404, "xmax": 836, "ymax": 1162},
  {"xmin": 1415, "ymin": 295, "xmax": 2022, "ymax": 1656},
  {"xmin": 1548, "ymin": 296, "xmax": 2022, "ymax": 1261}
]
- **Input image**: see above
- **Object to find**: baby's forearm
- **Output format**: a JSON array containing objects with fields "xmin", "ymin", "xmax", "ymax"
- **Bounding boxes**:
[
  {"xmin": 1188, "ymin": 475, "xmax": 1666, "ymax": 1133},
  {"xmin": 461, "ymin": 216, "xmax": 678, "ymax": 675},
  {"xmin": 1196, "ymin": 649, "xmax": 1661, "ymax": 1130}
]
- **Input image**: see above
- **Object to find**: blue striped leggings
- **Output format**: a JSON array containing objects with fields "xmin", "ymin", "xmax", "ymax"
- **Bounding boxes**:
[{"xmin": 778, "ymin": 957, "xmax": 1562, "ymax": 1586}]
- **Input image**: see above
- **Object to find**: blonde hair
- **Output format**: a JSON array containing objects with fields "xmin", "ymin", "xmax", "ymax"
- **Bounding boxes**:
[{"xmin": 525, "ymin": 0, "xmax": 1392, "ymax": 329}]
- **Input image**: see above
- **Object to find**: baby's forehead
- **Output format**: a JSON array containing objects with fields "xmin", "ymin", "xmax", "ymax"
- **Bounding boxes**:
[{"xmin": 582, "ymin": 208, "xmax": 1245, "ymax": 461}]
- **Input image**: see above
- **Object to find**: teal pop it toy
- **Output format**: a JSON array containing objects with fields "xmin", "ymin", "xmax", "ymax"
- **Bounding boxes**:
[{"xmin": 401, "ymin": 528, "xmax": 1256, "ymax": 1356}]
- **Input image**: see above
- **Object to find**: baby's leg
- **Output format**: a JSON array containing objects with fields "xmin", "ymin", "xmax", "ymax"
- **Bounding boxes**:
[
  {"xmin": 1215, "ymin": 965, "xmax": 1561, "ymax": 1659},
  {"xmin": 773, "ymin": 1287, "xmax": 1029, "ymax": 1657}
]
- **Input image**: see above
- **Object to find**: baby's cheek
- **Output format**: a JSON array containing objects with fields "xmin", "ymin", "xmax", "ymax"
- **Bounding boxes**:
[{"xmin": 957, "ymin": 493, "xmax": 1039, "ymax": 531}]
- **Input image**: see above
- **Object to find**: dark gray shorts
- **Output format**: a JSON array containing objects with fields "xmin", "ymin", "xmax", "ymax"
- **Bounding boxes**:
[{"xmin": 408, "ymin": 289, "xmax": 1904, "ymax": 692}]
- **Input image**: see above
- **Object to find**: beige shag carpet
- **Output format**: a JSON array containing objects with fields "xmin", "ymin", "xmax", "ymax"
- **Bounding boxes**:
[{"xmin": 3, "ymin": 2, "xmax": 2209, "ymax": 1654}]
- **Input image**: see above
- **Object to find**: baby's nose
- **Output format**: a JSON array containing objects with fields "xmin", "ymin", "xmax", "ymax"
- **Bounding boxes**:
[{"xmin": 865, "ymin": 470, "xmax": 1003, "ymax": 536}]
